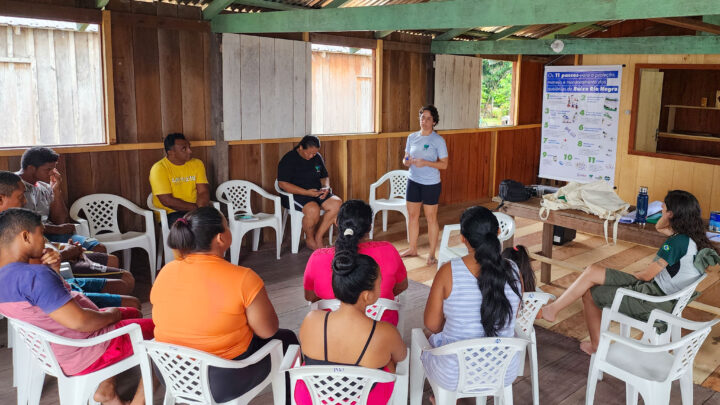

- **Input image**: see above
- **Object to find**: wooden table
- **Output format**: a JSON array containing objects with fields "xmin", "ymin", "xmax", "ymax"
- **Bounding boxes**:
[{"xmin": 495, "ymin": 197, "xmax": 668, "ymax": 283}]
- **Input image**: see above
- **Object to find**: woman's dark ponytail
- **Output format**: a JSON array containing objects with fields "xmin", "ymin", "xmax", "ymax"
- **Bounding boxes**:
[
  {"xmin": 460, "ymin": 206, "xmax": 521, "ymax": 337},
  {"xmin": 331, "ymin": 200, "xmax": 378, "ymax": 304},
  {"xmin": 167, "ymin": 207, "xmax": 226, "ymax": 254}
]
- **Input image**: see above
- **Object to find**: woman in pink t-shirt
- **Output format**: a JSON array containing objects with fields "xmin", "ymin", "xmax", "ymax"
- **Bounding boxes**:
[{"xmin": 303, "ymin": 200, "xmax": 408, "ymax": 325}]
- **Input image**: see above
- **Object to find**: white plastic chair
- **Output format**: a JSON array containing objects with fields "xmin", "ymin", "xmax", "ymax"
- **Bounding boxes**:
[
  {"xmin": 216, "ymin": 180, "xmax": 283, "ymax": 262},
  {"xmin": 600, "ymin": 274, "xmax": 707, "ymax": 345},
  {"xmin": 69, "ymin": 194, "xmax": 157, "ymax": 283},
  {"xmin": 310, "ymin": 296, "xmax": 405, "ymax": 334},
  {"xmin": 281, "ymin": 344, "xmax": 409, "ymax": 405},
  {"xmin": 369, "ymin": 170, "xmax": 410, "ymax": 241},
  {"xmin": 144, "ymin": 339, "xmax": 284, "ymax": 405},
  {"xmin": 147, "ymin": 194, "xmax": 222, "ymax": 268},
  {"xmin": 437, "ymin": 212, "xmax": 516, "ymax": 269},
  {"xmin": 586, "ymin": 309, "xmax": 718, "ymax": 405},
  {"xmin": 410, "ymin": 328, "xmax": 529, "ymax": 405},
  {"xmin": 274, "ymin": 180, "xmax": 333, "ymax": 254},
  {"xmin": 515, "ymin": 291, "xmax": 555, "ymax": 405},
  {"xmin": 9, "ymin": 317, "xmax": 153, "ymax": 405}
]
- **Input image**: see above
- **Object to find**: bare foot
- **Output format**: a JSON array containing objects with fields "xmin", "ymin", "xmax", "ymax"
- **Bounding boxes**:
[
  {"xmin": 305, "ymin": 238, "xmax": 320, "ymax": 250},
  {"xmin": 426, "ymin": 256, "xmax": 438, "ymax": 266},
  {"xmin": 541, "ymin": 303, "xmax": 557, "ymax": 322},
  {"xmin": 580, "ymin": 341, "xmax": 596, "ymax": 355},
  {"xmin": 399, "ymin": 248, "xmax": 418, "ymax": 258}
]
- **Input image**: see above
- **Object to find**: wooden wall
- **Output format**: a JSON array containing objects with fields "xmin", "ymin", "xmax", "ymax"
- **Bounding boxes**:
[
  {"xmin": 434, "ymin": 54, "xmax": 483, "ymax": 130},
  {"xmin": 583, "ymin": 53, "xmax": 720, "ymax": 215}
]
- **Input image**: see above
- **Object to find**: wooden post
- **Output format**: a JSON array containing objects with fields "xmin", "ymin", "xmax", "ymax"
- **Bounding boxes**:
[
  {"xmin": 489, "ymin": 130, "xmax": 498, "ymax": 196},
  {"xmin": 209, "ymin": 32, "xmax": 228, "ymax": 188},
  {"xmin": 511, "ymin": 55, "xmax": 522, "ymax": 126},
  {"xmin": 541, "ymin": 222, "xmax": 554, "ymax": 284},
  {"xmin": 101, "ymin": 10, "xmax": 116, "ymax": 144},
  {"xmin": 375, "ymin": 39, "xmax": 383, "ymax": 134}
]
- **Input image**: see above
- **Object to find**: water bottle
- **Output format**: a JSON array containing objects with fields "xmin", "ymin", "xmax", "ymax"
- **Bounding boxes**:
[{"xmin": 635, "ymin": 186, "xmax": 649, "ymax": 227}]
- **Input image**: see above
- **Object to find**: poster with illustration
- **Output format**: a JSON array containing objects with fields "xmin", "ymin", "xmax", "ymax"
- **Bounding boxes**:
[{"xmin": 539, "ymin": 65, "xmax": 622, "ymax": 185}]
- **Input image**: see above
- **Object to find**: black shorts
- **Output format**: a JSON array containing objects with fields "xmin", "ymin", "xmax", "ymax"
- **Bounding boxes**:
[
  {"xmin": 406, "ymin": 179, "xmax": 441, "ymax": 205},
  {"xmin": 285, "ymin": 193, "xmax": 335, "ymax": 212}
]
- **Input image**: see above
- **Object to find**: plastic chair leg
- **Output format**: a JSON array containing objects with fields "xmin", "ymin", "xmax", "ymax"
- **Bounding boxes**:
[
  {"xmin": 369, "ymin": 211, "xmax": 377, "ymax": 240},
  {"xmin": 680, "ymin": 371, "xmax": 693, "ymax": 405},
  {"xmin": 252, "ymin": 228, "xmax": 261, "ymax": 251},
  {"xmin": 475, "ymin": 396, "xmax": 487, "ymax": 405},
  {"xmin": 291, "ymin": 217, "xmax": 302, "ymax": 254},
  {"xmin": 530, "ymin": 343, "xmax": 540, "ymax": 405},
  {"xmin": 585, "ymin": 363, "xmax": 599, "ymax": 405},
  {"xmin": 625, "ymin": 382, "xmax": 639, "ymax": 405},
  {"xmin": 122, "ymin": 249, "xmax": 132, "ymax": 272},
  {"xmin": 163, "ymin": 390, "xmax": 176, "ymax": 405},
  {"xmin": 501, "ymin": 384, "xmax": 513, "ymax": 405},
  {"xmin": 382, "ymin": 210, "xmax": 388, "ymax": 232},
  {"xmin": 409, "ymin": 341, "xmax": 425, "ymax": 405},
  {"xmin": 275, "ymin": 225, "xmax": 282, "ymax": 260}
]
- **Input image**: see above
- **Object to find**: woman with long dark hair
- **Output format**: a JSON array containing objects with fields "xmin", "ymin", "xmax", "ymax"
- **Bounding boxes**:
[
  {"xmin": 542, "ymin": 190, "xmax": 716, "ymax": 354},
  {"xmin": 421, "ymin": 206, "xmax": 523, "ymax": 391},
  {"xmin": 297, "ymin": 216, "xmax": 407, "ymax": 404},
  {"xmin": 151, "ymin": 207, "xmax": 298, "ymax": 404},
  {"xmin": 277, "ymin": 135, "xmax": 342, "ymax": 250},
  {"xmin": 303, "ymin": 200, "xmax": 408, "ymax": 325}
]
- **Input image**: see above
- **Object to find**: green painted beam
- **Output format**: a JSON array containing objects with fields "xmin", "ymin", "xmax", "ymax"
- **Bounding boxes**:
[
  {"xmin": 702, "ymin": 15, "xmax": 720, "ymax": 35},
  {"xmin": 210, "ymin": 0, "xmax": 720, "ymax": 33},
  {"xmin": 431, "ymin": 35, "xmax": 720, "ymax": 55},
  {"xmin": 433, "ymin": 28, "xmax": 474, "ymax": 41},
  {"xmin": 324, "ymin": 0, "xmax": 351, "ymax": 8},
  {"xmin": 540, "ymin": 22, "xmax": 598, "ymax": 39},
  {"xmin": 203, "ymin": 0, "xmax": 235, "ymax": 20},
  {"xmin": 96, "ymin": 0, "xmax": 110, "ymax": 8},
  {"xmin": 77, "ymin": 23, "xmax": 89, "ymax": 31},
  {"xmin": 375, "ymin": 30, "xmax": 394, "ymax": 38},
  {"xmin": 485, "ymin": 25, "xmax": 527, "ymax": 40},
  {"xmin": 233, "ymin": 0, "xmax": 307, "ymax": 11}
]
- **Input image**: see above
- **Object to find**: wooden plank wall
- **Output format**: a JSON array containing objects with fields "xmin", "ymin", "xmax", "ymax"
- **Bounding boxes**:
[
  {"xmin": 583, "ymin": 54, "xmax": 720, "ymax": 214},
  {"xmin": 0, "ymin": 25, "xmax": 104, "ymax": 146},
  {"xmin": 312, "ymin": 50, "xmax": 374, "ymax": 134},
  {"xmin": 433, "ymin": 54, "xmax": 483, "ymax": 130},
  {"xmin": 222, "ymin": 34, "xmax": 311, "ymax": 140}
]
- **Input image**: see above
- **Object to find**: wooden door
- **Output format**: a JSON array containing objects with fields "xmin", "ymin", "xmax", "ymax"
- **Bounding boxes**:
[{"xmin": 634, "ymin": 70, "xmax": 664, "ymax": 153}]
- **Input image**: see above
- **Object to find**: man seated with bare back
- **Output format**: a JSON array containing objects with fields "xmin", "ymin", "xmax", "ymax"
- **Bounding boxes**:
[{"xmin": 149, "ymin": 133, "xmax": 211, "ymax": 224}]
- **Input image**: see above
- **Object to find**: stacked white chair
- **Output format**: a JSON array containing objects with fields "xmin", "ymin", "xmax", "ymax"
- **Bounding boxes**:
[
  {"xmin": 586, "ymin": 309, "xmax": 718, "ymax": 405},
  {"xmin": 144, "ymin": 339, "xmax": 284, "ymax": 405},
  {"xmin": 10, "ymin": 318, "xmax": 153, "ymax": 405},
  {"xmin": 70, "ymin": 194, "xmax": 157, "ymax": 283},
  {"xmin": 281, "ymin": 344, "xmax": 409, "ymax": 405},
  {"xmin": 369, "ymin": 170, "xmax": 410, "ymax": 241},
  {"xmin": 515, "ymin": 291, "xmax": 555, "ymax": 405},
  {"xmin": 274, "ymin": 180, "xmax": 333, "ymax": 254},
  {"xmin": 437, "ymin": 212, "xmax": 516, "ymax": 269},
  {"xmin": 600, "ymin": 274, "xmax": 707, "ymax": 345},
  {"xmin": 147, "ymin": 194, "xmax": 222, "ymax": 267},
  {"xmin": 216, "ymin": 180, "xmax": 283, "ymax": 262},
  {"xmin": 410, "ymin": 328, "xmax": 529, "ymax": 405}
]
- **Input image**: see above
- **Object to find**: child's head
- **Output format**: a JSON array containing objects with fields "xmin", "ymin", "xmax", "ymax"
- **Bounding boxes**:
[
  {"xmin": 0, "ymin": 208, "xmax": 45, "ymax": 259},
  {"xmin": 663, "ymin": 190, "xmax": 715, "ymax": 251},
  {"xmin": 502, "ymin": 245, "xmax": 536, "ymax": 292},
  {"xmin": 0, "ymin": 171, "xmax": 26, "ymax": 211}
]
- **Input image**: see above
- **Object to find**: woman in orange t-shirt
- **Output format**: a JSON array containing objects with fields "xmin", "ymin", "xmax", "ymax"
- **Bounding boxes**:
[{"xmin": 150, "ymin": 206, "xmax": 298, "ymax": 404}]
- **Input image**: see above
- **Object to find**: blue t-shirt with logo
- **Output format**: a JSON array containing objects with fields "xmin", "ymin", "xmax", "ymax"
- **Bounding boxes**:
[{"xmin": 405, "ymin": 131, "xmax": 448, "ymax": 185}]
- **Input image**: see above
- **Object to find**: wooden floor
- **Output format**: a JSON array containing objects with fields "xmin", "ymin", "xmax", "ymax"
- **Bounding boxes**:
[{"xmin": 2, "ymin": 199, "xmax": 720, "ymax": 404}]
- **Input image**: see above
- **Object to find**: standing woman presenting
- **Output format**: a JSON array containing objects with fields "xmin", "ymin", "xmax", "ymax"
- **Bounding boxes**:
[{"xmin": 401, "ymin": 105, "xmax": 448, "ymax": 265}]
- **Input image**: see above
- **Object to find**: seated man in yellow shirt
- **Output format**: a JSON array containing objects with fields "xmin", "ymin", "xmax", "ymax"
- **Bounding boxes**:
[{"xmin": 149, "ymin": 133, "xmax": 211, "ymax": 223}]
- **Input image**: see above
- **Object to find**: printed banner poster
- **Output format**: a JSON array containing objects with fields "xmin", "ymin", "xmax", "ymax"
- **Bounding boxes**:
[{"xmin": 539, "ymin": 65, "xmax": 622, "ymax": 185}]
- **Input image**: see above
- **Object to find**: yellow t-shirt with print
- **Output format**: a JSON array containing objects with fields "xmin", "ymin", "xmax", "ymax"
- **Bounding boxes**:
[{"xmin": 149, "ymin": 157, "xmax": 208, "ymax": 213}]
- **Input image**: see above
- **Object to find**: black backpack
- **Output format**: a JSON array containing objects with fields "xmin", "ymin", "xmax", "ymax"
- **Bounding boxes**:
[{"xmin": 497, "ymin": 179, "xmax": 532, "ymax": 209}]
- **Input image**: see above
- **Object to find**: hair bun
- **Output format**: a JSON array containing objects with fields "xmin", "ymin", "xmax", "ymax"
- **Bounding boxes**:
[{"xmin": 332, "ymin": 250, "xmax": 356, "ymax": 276}]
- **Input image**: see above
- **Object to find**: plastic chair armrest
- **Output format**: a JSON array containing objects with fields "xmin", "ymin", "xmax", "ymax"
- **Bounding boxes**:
[
  {"xmin": 610, "ymin": 287, "xmax": 679, "ymax": 312},
  {"xmin": 205, "ymin": 339, "xmax": 283, "ymax": 369},
  {"xmin": 25, "ymin": 323, "xmax": 145, "ymax": 347},
  {"xmin": 280, "ymin": 344, "xmax": 302, "ymax": 372},
  {"xmin": 119, "ymin": 200, "xmax": 152, "ymax": 218},
  {"xmin": 74, "ymin": 220, "xmax": 90, "ymax": 237},
  {"xmin": 646, "ymin": 309, "xmax": 719, "ymax": 333},
  {"xmin": 411, "ymin": 328, "xmax": 431, "ymax": 353},
  {"xmin": 599, "ymin": 330, "xmax": 687, "ymax": 353}
]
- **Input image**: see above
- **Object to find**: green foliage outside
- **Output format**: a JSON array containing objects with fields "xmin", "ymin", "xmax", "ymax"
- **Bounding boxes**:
[{"xmin": 479, "ymin": 59, "xmax": 513, "ymax": 127}]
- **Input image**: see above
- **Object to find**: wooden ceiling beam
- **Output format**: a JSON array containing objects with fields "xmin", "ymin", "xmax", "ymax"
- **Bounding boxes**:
[
  {"xmin": 203, "ymin": 0, "xmax": 235, "ymax": 20},
  {"xmin": 648, "ymin": 16, "xmax": 720, "ymax": 35},
  {"xmin": 211, "ymin": 0, "xmax": 720, "ymax": 33},
  {"xmin": 485, "ymin": 25, "xmax": 528, "ymax": 40},
  {"xmin": 433, "ymin": 28, "xmax": 474, "ymax": 41},
  {"xmin": 432, "ymin": 34, "xmax": 720, "ymax": 55}
]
